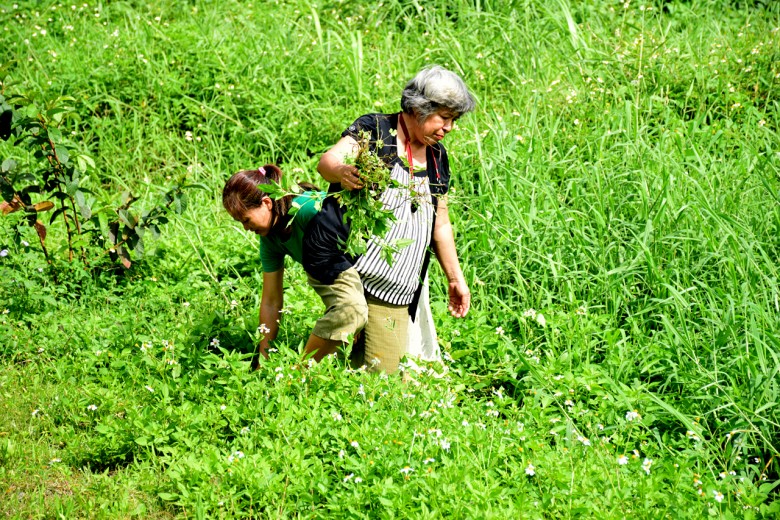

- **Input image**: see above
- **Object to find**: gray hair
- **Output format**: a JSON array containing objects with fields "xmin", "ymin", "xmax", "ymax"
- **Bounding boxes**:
[{"xmin": 400, "ymin": 65, "xmax": 476, "ymax": 121}]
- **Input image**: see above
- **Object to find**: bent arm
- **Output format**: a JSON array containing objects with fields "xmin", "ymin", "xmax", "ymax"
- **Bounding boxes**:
[
  {"xmin": 255, "ymin": 269, "xmax": 284, "ymax": 367},
  {"xmin": 431, "ymin": 197, "xmax": 471, "ymax": 318},
  {"xmin": 317, "ymin": 135, "xmax": 363, "ymax": 190}
]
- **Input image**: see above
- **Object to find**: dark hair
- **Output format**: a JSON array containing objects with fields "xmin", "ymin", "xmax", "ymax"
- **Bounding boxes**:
[{"xmin": 222, "ymin": 164, "xmax": 317, "ymax": 237}]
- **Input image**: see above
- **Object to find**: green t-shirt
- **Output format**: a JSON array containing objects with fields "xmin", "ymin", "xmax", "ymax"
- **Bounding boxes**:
[{"xmin": 259, "ymin": 191, "xmax": 325, "ymax": 272}]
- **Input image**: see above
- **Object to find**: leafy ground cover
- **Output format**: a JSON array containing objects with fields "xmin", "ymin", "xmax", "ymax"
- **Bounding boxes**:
[{"xmin": 1, "ymin": 0, "xmax": 779, "ymax": 517}]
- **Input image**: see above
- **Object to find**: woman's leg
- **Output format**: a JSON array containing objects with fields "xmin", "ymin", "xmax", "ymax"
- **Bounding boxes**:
[
  {"xmin": 362, "ymin": 295, "xmax": 409, "ymax": 374},
  {"xmin": 306, "ymin": 268, "xmax": 368, "ymax": 361}
]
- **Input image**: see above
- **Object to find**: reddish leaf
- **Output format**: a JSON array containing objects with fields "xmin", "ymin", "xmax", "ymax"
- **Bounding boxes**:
[
  {"xmin": 34, "ymin": 220, "xmax": 47, "ymax": 242},
  {"xmin": 0, "ymin": 199, "xmax": 22, "ymax": 215},
  {"xmin": 32, "ymin": 201, "xmax": 55, "ymax": 212},
  {"xmin": 117, "ymin": 245, "xmax": 131, "ymax": 269}
]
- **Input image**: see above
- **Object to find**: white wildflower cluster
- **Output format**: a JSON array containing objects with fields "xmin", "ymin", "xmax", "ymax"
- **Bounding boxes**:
[
  {"xmin": 625, "ymin": 410, "xmax": 641, "ymax": 422},
  {"xmin": 685, "ymin": 430, "xmax": 701, "ymax": 442},
  {"xmin": 522, "ymin": 308, "xmax": 546, "ymax": 327},
  {"xmin": 227, "ymin": 450, "xmax": 244, "ymax": 464}
]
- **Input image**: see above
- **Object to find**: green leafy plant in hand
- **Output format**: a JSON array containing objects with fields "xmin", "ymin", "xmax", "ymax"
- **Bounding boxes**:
[
  {"xmin": 334, "ymin": 130, "xmax": 414, "ymax": 265},
  {"xmin": 259, "ymin": 132, "xmax": 415, "ymax": 266}
]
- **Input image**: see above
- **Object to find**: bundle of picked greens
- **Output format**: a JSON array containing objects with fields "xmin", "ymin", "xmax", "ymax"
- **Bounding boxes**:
[
  {"xmin": 334, "ymin": 130, "xmax": 413, "ymax": 266},
  {"xmin": 257, "ymin": 130, "xmax": 413, "ymax": 266}
]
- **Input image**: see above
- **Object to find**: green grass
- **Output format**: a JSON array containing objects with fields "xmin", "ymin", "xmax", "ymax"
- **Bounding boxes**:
[{"xmin": 1, "ymin": 0, "xmax": 780, "ymax": 517}]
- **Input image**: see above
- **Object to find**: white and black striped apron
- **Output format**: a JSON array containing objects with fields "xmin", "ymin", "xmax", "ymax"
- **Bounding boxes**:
[{"xmin": 354, "ymin": 162, "xmax": 434, "ymax": 305}]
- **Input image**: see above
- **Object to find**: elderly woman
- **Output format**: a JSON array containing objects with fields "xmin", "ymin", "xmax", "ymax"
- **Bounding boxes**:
[{"xmin": 314, "ymin": 65, "xmax": 475, "ymax": 373}]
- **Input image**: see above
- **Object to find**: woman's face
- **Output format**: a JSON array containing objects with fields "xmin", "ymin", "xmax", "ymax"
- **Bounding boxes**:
[
  {"xmin": 236, "ymin": 197, "xmax": 274, "ymax": 236},
  {"xmin": 413, "ymin": 108, "xmax": 460, "ymax": 146}
]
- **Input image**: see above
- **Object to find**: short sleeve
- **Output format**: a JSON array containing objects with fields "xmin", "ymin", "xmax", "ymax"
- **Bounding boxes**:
[
  {"xmin": 259, "ymin": 237, "xmax": 285, "ymax": 273},
  {"xmin": 341, "ymin": 114, "xmax": 380, "ymax": 141}
]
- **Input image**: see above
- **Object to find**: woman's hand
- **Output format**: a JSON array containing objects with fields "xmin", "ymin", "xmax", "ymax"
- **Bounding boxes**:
[
  {"xmin": 447, "ymin": 279, "xmax": 471, "ymax": 318},
  {"xmin": 317, "ymin": 136, "xmax": 364, "ymax": 190},
  {"xmin": 254, "ymin": 269, "xmax": 283, "ymax": 371},
  {"xmin": 334, "ymin": 164, "xmax": 363, "ymax": 191}
]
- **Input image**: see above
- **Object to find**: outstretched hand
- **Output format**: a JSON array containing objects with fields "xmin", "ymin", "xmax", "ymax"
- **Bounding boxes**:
[{"xmin": 447, "ymin": 280, "xmax": 471, "ymax": 318}]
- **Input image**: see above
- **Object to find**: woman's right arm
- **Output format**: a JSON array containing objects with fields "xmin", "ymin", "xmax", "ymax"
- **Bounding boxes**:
[
  {"xmin": 317, "ymin": 135, "xmax": 363, "ymax": 190},
  {"xmin": 254, "ymin": 268, "xmax": 284, "ymax": 369}
]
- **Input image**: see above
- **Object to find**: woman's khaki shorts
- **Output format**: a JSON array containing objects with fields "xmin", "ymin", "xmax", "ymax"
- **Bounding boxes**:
[{"xmin": 307, "ymin": 268, "xmax": 368, "ymax": 343}]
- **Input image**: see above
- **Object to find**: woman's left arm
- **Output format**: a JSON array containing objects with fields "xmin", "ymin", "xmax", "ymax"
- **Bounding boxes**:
[{"xmin": 431, "ymin": 196, "xmax": 471, "ymax": 318}]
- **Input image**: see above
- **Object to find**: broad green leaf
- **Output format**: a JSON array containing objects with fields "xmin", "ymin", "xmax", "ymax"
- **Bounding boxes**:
[
  {"xmin": 1, "ymin": 158, "xmax": 16, "ymax": 173},
  {"xmin": 75, "ymin": 191, "xmax": 91, "ymax": 220},
  {"xmin": 57, "ymin": 146, "xmax": 70, "ymax": 165},
  {"xmin": 257, "ymin": 181, "xmax": 285, "ymax": 199},
  {"xmin": 47, "ymin": 127, "xmax": 62, "ymax": 144}
]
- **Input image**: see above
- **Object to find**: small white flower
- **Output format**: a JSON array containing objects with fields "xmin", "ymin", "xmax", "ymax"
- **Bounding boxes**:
[
  {"xmin": 220, "ymin": 404, "xmax": 227, "ymax": 411},
  {"xmin": 210, "ymin": 338, "xmax": 220, "ymax": 347},
  {"xmin": 423, "ymin": 458, "xmax": 435, "ymax": 464},
  {"xmin": 145, "ymin": 385, "xmax": 154, "ymax": 393},
  {"xmin": 462, "ymin": 420, "xmax": 470, "ymax": 427},
  {"xmin": 182, "ymin": 301, "xmax": 190, "ymax": 307},
  {"xmin": 523, "ymin": 308, "xmax": 537, "ymax": 318},
  {"xmin": 451, "ymin": 329, "xmax": 460, "ymax": 337},
  {"xmin": 625, "ymin": 410, "xmax": 641, "ymax": 422},
  {"xmin": 354, "ymin": 477, "xmax": 363, "ymax": 483},
  {"xmin": 577, "ymin": 435, "xmax": 591, "ymax": 446},
  {"xmin": 21, "ymin": 240, "xmax": 29, "ymax": 247},
  {"xmin": 0, "ymin": 249, "xmax": 8, "ymax": 257},
  {"xmin": 525, "ymin": 463, "xmax": 536, "ymax": 476},
  {"xmin": 343, "ymin": 473, "xmax": 354, "ymax": 482},
  {"xmin": 87, "ymin": 404, "xmax": 98, "ymax": 411},
  {"xmin": 642, "ymin": 458, "xmax": 653, "ymax": 475},
  {"xmin": 713, "ymin": 490, "xmax": 724, "ymax": 503},
  {"xmin": 495, "ymin": 326, "xmax": 505, "ymax": 336},
  {"xmin": 357, "ymin": 384, "xmax": 365, "ymax": 396},
  {"xmin": 32, "ymin": 409, "xmax": 40, "ymax": 416},
  {"xmin": 240, "ymin": 427, "xmax": 250, "ymax": 435},
  {"xmin": 618, "ymin": 455, "xmax": 628, "ymax": 465},
  {"xmin": 258, "ymin": 324, "xmax": 271, "ymax": 334},
  {"xmin": 400, "ymin": 466, "xmax": 414, "ymax": 475},
  {"xmin": 332, "ymin": 412, "xmax": 343, "ymax": 421},
  {"xmin": 350, "ymin": 441, "xmax": 359, "ymax": 449},
  {"xmin": 439, "ymin": 439, "xmax": 451, "ymax": 451},
  {"xmin": 535, "ymin": 313, "xmax": 546, "ymax": 327},
  {"xmin": 49, "ymin": 458, "xmax": 61, "ymax": 464},
  {"xmin": 338, "ymin": 450, "xmax": 345, "ymax": 459}
]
